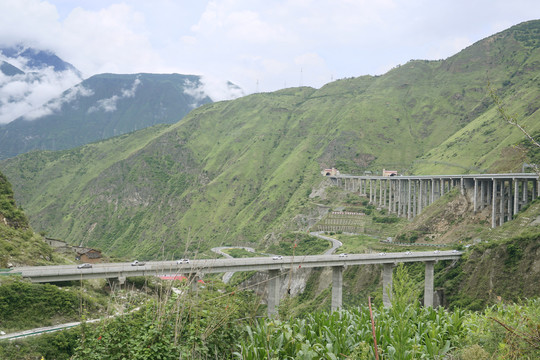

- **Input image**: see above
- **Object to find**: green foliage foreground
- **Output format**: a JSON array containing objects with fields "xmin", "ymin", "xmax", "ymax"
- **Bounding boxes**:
[
  {"xmin": 235, "ymin": 306, "xmax": 465, "ymax": 359},
  {"xmin": 71, "ymin": 282, "xmax": 261, "ymax": 360},
  {"xmin": 237, "ymin": 264, "xmax": 467, "ymax": 360},
  {"xmin": 2, "ymin": 270, "xmax": 538, "ymax": 359}
]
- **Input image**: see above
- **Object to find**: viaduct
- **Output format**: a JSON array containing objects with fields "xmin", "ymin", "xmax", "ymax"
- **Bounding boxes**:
[
  {"xmin": 15, "ymin": 251, "xmax": 461, "ymax": 316},
  {"xmin": 328, "ymin": 173, "xmax": 540, "ymax": 228}
]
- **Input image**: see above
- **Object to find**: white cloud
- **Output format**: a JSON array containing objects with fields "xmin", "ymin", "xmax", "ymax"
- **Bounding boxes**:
[
  {"xmin": 200, "ymin": 76, "xmax": 245, "ymax": 101},
  {"xmin": 88, "ymin": 78, "xmax": 141, "ymax": 113},
  {"xmin": 59, "ymin": 5, "xmax": 160, "ymax": 76},
  {"xmin": 23, "ymin": 82, "xmax": 93, "ymax": 120},
  {"xmin": 0, "ymin": 0, "xmax": 61, "ymax": 48},
  {"xmin": 183, "ymin": 76, "xmax": 244, "ymax": 104},
  {"xmin": 1, "ymin": 0, "xmax": 540, "ymax": 121},
  {"xmin": 0, "ymin": 65, "xmax": 82, "ymax": 123}
]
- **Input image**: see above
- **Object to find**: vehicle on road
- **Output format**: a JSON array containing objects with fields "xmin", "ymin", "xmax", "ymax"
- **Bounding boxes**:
[
  {"xmin": 131, "ymin": 260, "xmax": 146, "ymax": 266},
  {"xmin": 77, "ymin": 263, "xmax": 92, "ymax": 269},
  {"xmin": 338, "ymin": 253, "xmax": 348, "ymax": 258},
  {"xmin": 272, "ymin": 255, "xmax": 283, "ymax": 260},
  {"xmin": 176, "ymin": 259, "xmax": 190, "ymax": 264}
]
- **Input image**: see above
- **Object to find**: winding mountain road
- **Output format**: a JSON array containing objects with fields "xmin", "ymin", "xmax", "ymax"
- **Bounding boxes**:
[
  {"xmin": 210, "ymin": 246, "xmax": 256, "ymax": 283},
  {"xmin": 309, "ymin": 232, "xmax": 343, "ymax": 255},
  {"xmin": 210, "ymin": 233, "xmax": 342, "ymax": 282}
]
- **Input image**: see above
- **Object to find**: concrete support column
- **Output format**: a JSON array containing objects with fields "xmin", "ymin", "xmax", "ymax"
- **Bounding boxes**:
[
  {"xmin": 379, "ymin": 179, "xmax": 383, "ymax": 206},
  {"xmin": 500, "ymin": 180, "xmax": 505, "ymax": 226},
  {"xmin": 523, "ymin": 180, "xmax": 528, "ymax": 204},
  {"xmin": 492, "ymin": 179, "xmax": 497, "ymax": 228},
  {"xmin": 430, "ymin": 178, "xmax": 435, "ymax": 204},
  {"xmin": 480, "ymin": 180, "xmax": 485, "ymax": 209},
  {"xmin": 397, "ymin": 180, "xmax": 402, "ymax": 217},
  {"xmin": 473, "ymin": 179, "xmax": 478, "ymax": 213},
  {"xmin": 370, "ymin": 180, "xmax": 374, "ymax": 203},
  {"xmin": 514, "ymin": 179, "xmax": 519, "ymax": 216},
  {"xmin": 382, "ymin": 263, "xmax": 393, "ymax": 307},
  {"xmin": 383, "ymin": 180, "xmax": 387, "ymax": 207},
  {"xmin": 460, "ymin": 177, "xmax": 464, "ymax": 195},
  {"xmin": 419, "ymin": 180, "xmax": 424, "ymax": 214},
  {"xmin": 426, "ymin": 180, "xmax": 430, "ymax": 207},
  {"xmin": 507, "ymin": 180, "xmax": 513, "ymax": 221},
  {"xmin": 412, "ymin": 180, "xmax": 417, "ymax": 217},
  {"xmin": 267, "ymin": 269, "xmax": 280, "ymax": 317},
  {"xmin": 388, "ymin": 180, "xmax": 393, "ymax": 212},
  {"xmin": 331, "ymin": 266, "xmax": 344, "ymax": 311},
  {"xmin": 424, "ymin": 261, "xmax": 435, "ymax": 307},
  {"xmin": 440, "ymin": 179, "xmax": 445, "ymax": 197},
  {"xmin": 488, "ymin": 181, "xmax": 493, "ymax": 205},
  {"xmin": 190, "ymin": 274, "xmax": 201, "ymax": 292},
  {"xmin": 407, "ymin": 180, "xmax": 412, "ymax": 220},
  {"xmin": 109, "ymin": 276, "xmax": 126, "ymax": 290}
]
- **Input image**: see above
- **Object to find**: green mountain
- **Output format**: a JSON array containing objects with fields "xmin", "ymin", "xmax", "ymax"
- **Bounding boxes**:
[
  {"xmin": 0, "ymin": 170, "xmax": 61, "ymax": 267},
  {"xmin": 1, "ymin": 20, "xmax": 539, "ymax": 260},
  {"xmin": 0, "ymin": 73, "xmax": 215, "ymax": 159}
]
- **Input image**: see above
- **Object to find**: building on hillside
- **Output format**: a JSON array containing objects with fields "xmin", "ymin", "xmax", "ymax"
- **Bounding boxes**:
[
  {"xmin": 74, "ymin": 248, "xmax": 102, "ymax": 264},
  {"xmin": 322, "ymin": 167, "xmax": 340, "ymax": 176},
  {"xmin": 382, "ymin": 169, "xmax": 398, "ymax": 177},
  {"xmin": 44, "ymin": 237, "xmax": 69, "ymax": 249}
]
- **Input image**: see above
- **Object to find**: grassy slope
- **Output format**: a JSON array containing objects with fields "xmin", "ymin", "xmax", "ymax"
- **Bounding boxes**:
[
  {"xmin": 0, "ymin": 170, "xmax": 62, "ymax": 267},
  {"xmin": 412, "ymin": 20, "xmax": 540, "ymax": 174},
  {"xmin": 0, "ymin": 21, "xmax": 539, "ymax": 260}
]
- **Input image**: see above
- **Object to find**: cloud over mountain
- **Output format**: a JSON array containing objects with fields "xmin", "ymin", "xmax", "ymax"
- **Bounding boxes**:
[{"xmin": 0, "ymin": 45, "xmax": 82, "ymax": 124}]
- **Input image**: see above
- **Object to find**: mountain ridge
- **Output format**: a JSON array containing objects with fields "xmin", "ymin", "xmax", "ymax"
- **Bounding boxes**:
[{"xmin": 1, "ymin": 20, "xmax": 539, "ymax": 259}]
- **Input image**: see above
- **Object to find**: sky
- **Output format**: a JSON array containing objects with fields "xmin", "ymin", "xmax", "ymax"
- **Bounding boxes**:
[{"xmin": 0, "ymin": 0, "xmax": 539, "ymax": 123}]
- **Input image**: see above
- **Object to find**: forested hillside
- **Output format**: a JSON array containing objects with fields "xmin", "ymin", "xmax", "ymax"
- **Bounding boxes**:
[{"xmin": 1, "ymin": 20, "xmax": 539, "ymax": 260}]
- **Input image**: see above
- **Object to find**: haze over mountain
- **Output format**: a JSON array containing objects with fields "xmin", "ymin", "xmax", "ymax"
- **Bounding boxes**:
[
  {"xmin": 0, "ymin": 73, "xmax": 217, "ymax": 159},
  {"xmin": 1, "ymin": 20, "xmax": 539, "ymax": 260},
  {"xmin": 0, "ymin": 45, "xmax": 244, "ymax": 159},
  {"xmin": 0, "ymin": 44, "xmax": 83, "ymax": 125}
]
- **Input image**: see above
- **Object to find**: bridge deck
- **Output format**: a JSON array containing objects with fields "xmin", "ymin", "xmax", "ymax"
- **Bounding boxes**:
[{"xmin": 15, "ymin": 251, "xmax": 461, "ymax": 283}]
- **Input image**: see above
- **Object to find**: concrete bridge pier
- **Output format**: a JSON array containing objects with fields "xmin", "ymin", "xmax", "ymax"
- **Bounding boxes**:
[
  {"xmin": 492, "ymin": 179, "xmax": 498, "ymax": 228},
  {"xmin": 190, "ymin": 274, "xmax": 201, "ymax": 292},
  {"xmin": 424, "ymin": 261, "xmax": 435, "ymax": 307},
  {"xmin": 108, "ymin": 276, "xmax": 126, "ymax": 290},
  {"xmin": 267, "ymin": 269, "xmax": 281, "ymax": 317},
  {"xmin": 332, "ymin": 173, "xmax": 538, "ymax": 229},
  {"xmin": 382, "ymin": 263, "xmax": 393, "ymax": 307},
  {"xmin": 331, "ymin": 266, "xmax": 344, "ymax": 311},
  {"xmin": 407, "ymin": 180, "xmax": 412, "ymax": 220}
]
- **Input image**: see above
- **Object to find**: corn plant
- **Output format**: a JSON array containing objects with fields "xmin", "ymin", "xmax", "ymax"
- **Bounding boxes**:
[{"xmin": 235, "ymin": 264, "xmax": 468, "ymax": 359}]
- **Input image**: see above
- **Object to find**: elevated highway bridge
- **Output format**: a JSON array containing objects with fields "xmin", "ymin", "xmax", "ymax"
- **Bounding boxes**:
[
  {"xmin": 328, "ymin": 173, "xmax": 539, "ymax": 227},
  {"xmin": 15, "ymin": 251, "xmax": 461, "ymax": 316}
]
